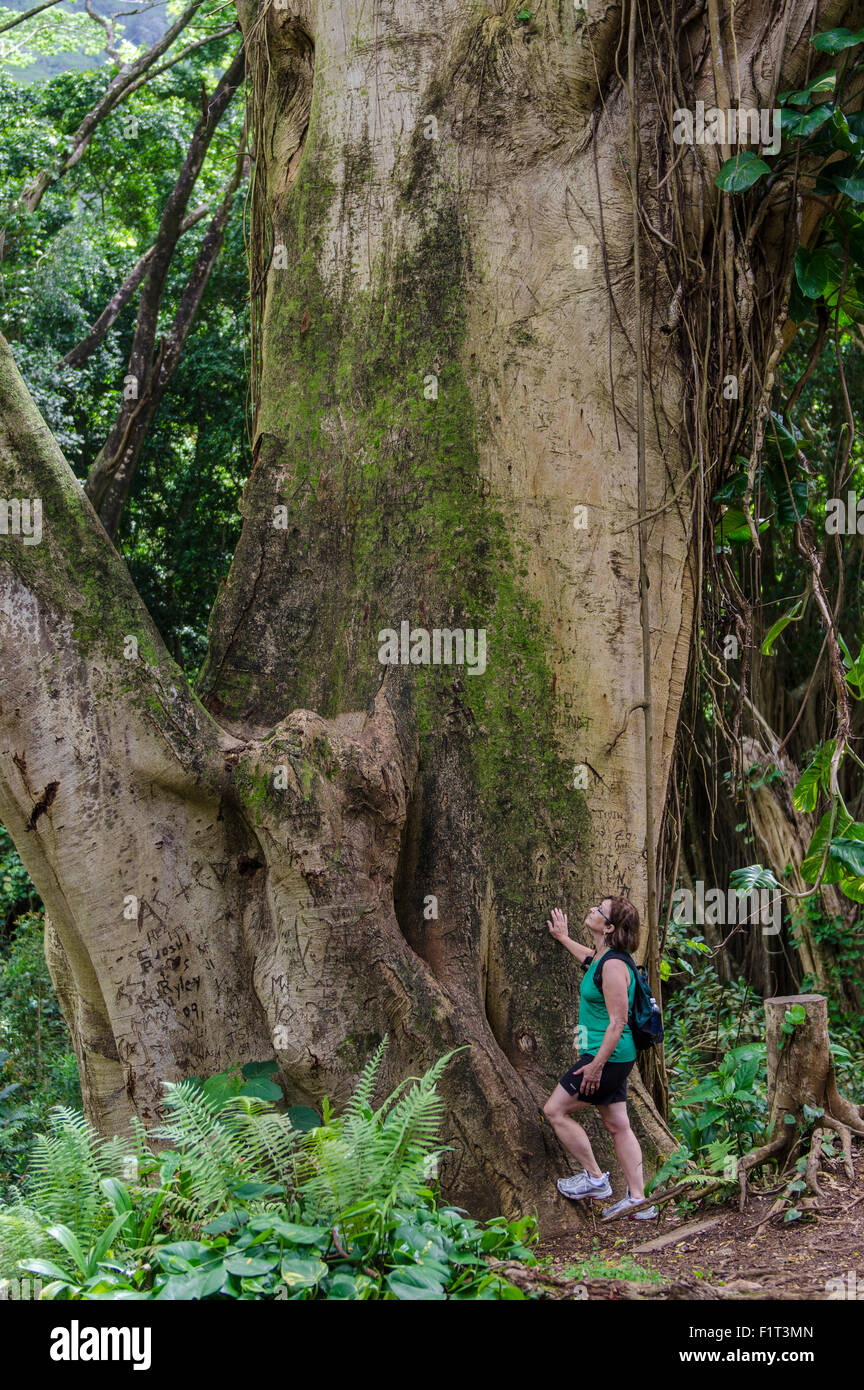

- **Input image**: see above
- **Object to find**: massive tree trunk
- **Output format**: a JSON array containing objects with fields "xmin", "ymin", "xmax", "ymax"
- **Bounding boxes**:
[{"xmin": 1, "ymin": 0, "xmax": 860, "ymax": 1226}]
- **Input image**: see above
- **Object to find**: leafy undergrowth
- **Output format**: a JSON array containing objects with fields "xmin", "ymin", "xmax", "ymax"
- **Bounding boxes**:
[
  {"xmin": 556, "ymin": 1239, "xmax": 666, "ymax": 1284},
  {"xmin": 650, "ymin": 925, "xmax": 864, "ymax": 1215},
  {"xmin": 0, "ymin": 1041, "xmax": 537, "ymax": 1301}
]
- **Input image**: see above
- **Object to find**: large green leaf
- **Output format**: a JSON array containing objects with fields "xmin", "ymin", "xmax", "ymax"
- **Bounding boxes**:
[
  {"xmin": 729, "ymin": 864, "xmax": 781, "ymax": 895},
  {"xmin": 827, "ymin": 837, "xmax": 864, "ymax": 877},
  {"xmin": 800, "ymin": 805, "xmax": 864, "ymax": 882},
  {"xmin": 830, "ymin": 108, "xmax": 864, "ymax": 154},
  {"xmin": 795, "ymin": 245, "xmax": 843, "ymax": 298},
  {"xmin": 237, "ymin": 1077, "xmax": 283, "ymax": 1101},
  {"xmin": 155, "ymin": 1266, "xmax": 227, "ymax": 1300},
  {"xmin": 781, "ymin": 71, "xmax": 837, "ymax": 105},
  {"xmin": 832, "ymin": 175, "xmax": 864, "ymax": 202},
  {"xmin": 241, "ymin": 1059, "xmax": 280, "ymax": 1079},
  {"xmin": 280, "ymin": 1256, "xmax": 327, "ymax": 1288},
  {"xmin": 247, "ymin": 1216, "xmax": 327, "ymax": 1245},
  {"xmin": 223, "ymin": 1251, "xmax": 280, "ymax": 1277},
  {"xmin": 812, "ymin": 27, "xmax": 864, "ymax": 53},
  {"xmin": 762, "ymin": 597, "xmax": 806, "ymax": 655},
  {"xmin": 693, "ymin": 1106, "xmax": 726, "ymax": 1128},
  {"xmin": 839, "ymin": 635, "xmax": 864, "ymax": 693},
  {"xmin": 286, "ymin": 1105, "xmax": 321, "ymax": 1132},
  {"xmin": 323, "ymin": 1272, "xmax": 361, "ymax": 1299},
  {"xmin": 771, "ymin": 471, "xmax": 809, "ymax": 524},
  {"xmin": 715, "ymin": 152, "xmax": 771, "ymax": 192},
  {"xmin": 793, "ymin": 741, "xmax": 836, "ymax": 812},
  {"xmin": 734, "ymin": 1057, "xmax": 761, "ymax": 1090},
  {"xmin": 780, "ymin": 105, "xmax": 834, "ymax": 138},
  {"xmin": 386, "ymin": 1266, "xmax": 447, "ymax": 1300},
  {"xmin": 716, "ymin": 508, "xmax": 769, "ymax": 543}
]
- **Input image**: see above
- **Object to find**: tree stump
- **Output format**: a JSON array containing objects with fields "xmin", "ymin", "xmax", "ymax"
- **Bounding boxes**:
[
  {"xmin": 765, "ymin": 994, "xmax": 832, "ymax": 1136},
  {"xmin": 738, "ymin": 994, "xmax": 864, "ymax": 1208}
]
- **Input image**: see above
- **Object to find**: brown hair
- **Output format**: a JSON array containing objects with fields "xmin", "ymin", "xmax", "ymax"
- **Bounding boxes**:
[{"xmin": 601, "ymin": 896, "xmax": 640, "ymax": 954}]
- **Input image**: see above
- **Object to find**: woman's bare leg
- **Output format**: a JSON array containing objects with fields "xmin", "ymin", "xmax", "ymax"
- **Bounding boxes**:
[
  {"xmin": 542, "ymin": 1085, "xmax": 604, "ymax": 1176},
  {"xmin": 599, "ymin": 1102, "xmax": 645, "ymax": 1198}
]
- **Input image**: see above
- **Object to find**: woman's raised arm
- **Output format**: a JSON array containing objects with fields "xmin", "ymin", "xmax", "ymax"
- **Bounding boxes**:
[{"xmin": 547, "ymin": 908, "xmax": 595, "ymax": 963}]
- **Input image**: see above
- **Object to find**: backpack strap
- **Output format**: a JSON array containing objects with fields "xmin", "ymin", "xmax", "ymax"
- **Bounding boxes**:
[
  {"xmin": 578, "ymin": 952, "xmax": 596, "ymax": 974},
  {"xmin": 594, "ymin": 950, "xmax": 635, "ymax": 991}
]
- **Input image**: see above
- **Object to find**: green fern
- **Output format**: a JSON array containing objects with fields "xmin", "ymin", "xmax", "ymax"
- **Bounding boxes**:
[
  {"xmin": 298, "ymin": 1042, "xmax": 461, "ymax": 1228},
  {"xmin": 150, "ymin": 1083, "xmax": 299, "ymax": 1220},
  {"xmin": 0, "ymin": 1044, "xmax": 464, "ymax": 1278},
  {"xmin": 0, "ymin": 1204, "xmax": 51, "ymax": 1276},
  {"xmin": 0, "ymin": 1107, "xmax": 128, "ymax": 1276}
]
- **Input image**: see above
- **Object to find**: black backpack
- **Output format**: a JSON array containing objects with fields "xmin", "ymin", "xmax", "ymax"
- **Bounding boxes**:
[{"xmin": 593, "ymin": 950, "xmax": 664, "ymax": 1051}]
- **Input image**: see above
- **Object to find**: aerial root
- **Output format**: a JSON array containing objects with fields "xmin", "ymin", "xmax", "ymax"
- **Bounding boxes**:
[
  {"xmin": 737, "ymin": 1135, "xmax": 787, "ymax": 1212},
  {"xmin": 819, "ymin": 1113, "xmax": 856, "ymax": 1179},
  {"xmin": 804, "ymin": 1127, "xmax": 825, "ymax": 1198}
]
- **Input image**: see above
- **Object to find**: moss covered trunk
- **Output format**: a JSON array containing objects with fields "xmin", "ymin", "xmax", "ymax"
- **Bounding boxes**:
[{"xmin": 195, "ymin": 0, "xmax": 692, "ymax": 1219}]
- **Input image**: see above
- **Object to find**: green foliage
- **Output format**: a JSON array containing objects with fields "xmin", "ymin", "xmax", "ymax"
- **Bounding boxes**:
[
  {"xmin": 295, "ymin": 1039, "xmax": 457, "ymax": 1247},
  {"xmin": 0, "ymin": 13, "xmax": 249, "ymax": 673},
  {"xmin": 0, "ymin": 1106, "xmax": 130, "ymax": 1273},
  {"xmin": 801, "ymin": 799, "xmax": 864, "ymax": 902},
  {"xmin": 729, "ymin": 863, "xmax": 781, "ymax": 895},
  {"xmin": 778, "ymin": 1003, "xmax": 807, "ymax": 1052},
  {"xmin": 0, "ymin": 1042, "xmax": 537, "ymax": 1300},
  {"xmin": 761, "ymin": 597, "xmax": 806, "ymax": 655},
  {"xmin": 793, "ymin": 742, "xmax": 837, "ymax": 812},
  {"xmin": 0, "ymin": 5, "xmax": 104, "ymax": 72},
  {"xmin": 0, "ymin": 825, "xmax": 34, "ymax": 934},
  {"xmin": 0, "ymin": 913, "xmax": 80, "ymax": 1195},
  {"xmin": 562, "ymin": 1239, "xmax": 665, "ymax": 1284},
  {"xmin": 662, "ymin": 926, "xmax": 768, "ymax": 1162},
  {"xmin": 676, "ymin": 1045, "xmax": 767, "ymax": 1152},
  {"xmin": 715, "ymin": 151, "xmax": 771, "ymax": 191},
  {"xmin": 149, "ymin": 1080, "xmax": 299, "ymax": 1221}
]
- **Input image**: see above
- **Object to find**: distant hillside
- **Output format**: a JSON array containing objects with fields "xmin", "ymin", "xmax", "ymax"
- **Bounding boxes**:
[{"xmin": 5, "ymin": 0, "xmax": 172, "ymax": 80}]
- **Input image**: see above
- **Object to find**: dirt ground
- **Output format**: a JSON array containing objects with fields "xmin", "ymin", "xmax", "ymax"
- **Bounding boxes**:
[{"xmin": 528, "ymin": 1146, "xmax": 864, "ymax": 1300}]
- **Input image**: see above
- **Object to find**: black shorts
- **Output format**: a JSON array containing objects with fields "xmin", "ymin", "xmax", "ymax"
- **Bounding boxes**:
[{"xmin": 558, "ymin": 1053, "xmax": 635, "ymax": 1106}]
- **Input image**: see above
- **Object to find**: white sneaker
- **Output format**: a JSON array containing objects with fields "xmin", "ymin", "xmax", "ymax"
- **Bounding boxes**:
[
  {"xmin": 602, "ymin": 1187, "xmax": 658, "ymax": 1220},
  {"xmin": 556, "ymin": 1170, "xmax": 612, "ymax": 1200}
]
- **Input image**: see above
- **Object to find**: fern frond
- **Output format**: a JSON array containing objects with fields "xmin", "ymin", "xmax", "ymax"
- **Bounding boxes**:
[
  {"xmin": 341, "ymin": 1036, "xmax": 388, "ymax": 1120},
  {"xmin": 297, "ymin": 1045, "xmax": 454, "ymax": 1222},
  {"xmin": 22, "ymin": 1106, "xmax": 128, "ymax": 1248},
  {"xmin": 150, "ymin": 1081, "xmax": 244, "ymax": 1215},
  {"xmin": 0, "ymin": 1205, "xmax": 51, "ymax": 1277}
]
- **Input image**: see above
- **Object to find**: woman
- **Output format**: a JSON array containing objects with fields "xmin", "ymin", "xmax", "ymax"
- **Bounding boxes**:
[{"xmin": 542, "ymin": 897, "xmax": 658, "ymax": 1219}]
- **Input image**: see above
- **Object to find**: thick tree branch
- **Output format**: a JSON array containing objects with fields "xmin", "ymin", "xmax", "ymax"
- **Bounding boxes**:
[
  {"xmin": 81, "ymin": 50, "xmax": 245, "ymax": 537},
  {"xmin": 91, "ymin": 141, "xmax": 247, "ymax": 538},
  {"xmin": 60, "ymin": 205, "xmax": 210, "ymax": 369},
  {"xmin": 0, "ymin": 0, "xmax": 64, "ymax": 33},
  {"xmin": 84, "ymin": 0, "xmax": 123, "ymax": 65},
  {"xmin": 0, "ymin": 331, "xmax": 262, "ymax": 1132}
]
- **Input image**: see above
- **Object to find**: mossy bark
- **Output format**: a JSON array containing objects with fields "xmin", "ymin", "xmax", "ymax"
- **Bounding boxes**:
[{"xmin": 199, "ymin": 0, "xmax": 691, "ymax": 1218}]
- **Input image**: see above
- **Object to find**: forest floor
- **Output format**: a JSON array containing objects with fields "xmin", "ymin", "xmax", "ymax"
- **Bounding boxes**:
[{"xmin": 523, "ymin": 1146, "xmax": 864, "ymax": 1300}]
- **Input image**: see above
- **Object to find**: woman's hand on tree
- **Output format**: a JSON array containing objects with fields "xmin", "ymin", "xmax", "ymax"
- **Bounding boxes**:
[{"xmin": 547, "ymin": 907, "xmax": 569, "ymax": 942}]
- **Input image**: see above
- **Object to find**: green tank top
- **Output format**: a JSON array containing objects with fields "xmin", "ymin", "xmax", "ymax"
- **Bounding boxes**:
[{"xmin": 579, "ymin": 952, "xmax": 637, "ymax": 1063}]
